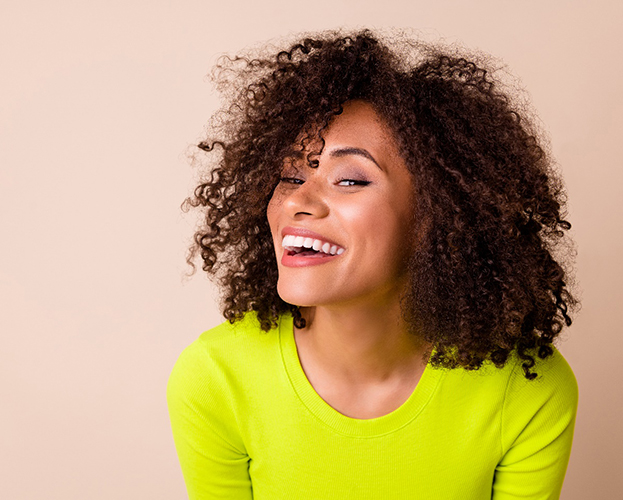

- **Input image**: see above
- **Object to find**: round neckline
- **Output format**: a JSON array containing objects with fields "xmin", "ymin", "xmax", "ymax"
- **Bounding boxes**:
[{"xmin": 279, "ymin": 313, "xmax": 444, "ymax": 437}]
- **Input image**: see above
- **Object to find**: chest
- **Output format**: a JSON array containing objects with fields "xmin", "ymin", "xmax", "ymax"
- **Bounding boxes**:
[{"xmin": 247, "ymin": 412, "xmax": 499, "ymax": 500}]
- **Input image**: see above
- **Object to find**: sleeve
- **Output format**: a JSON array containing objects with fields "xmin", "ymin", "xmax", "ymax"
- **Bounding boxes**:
[
  {"xmin": 492, "ymin": 349, "xmax": 579, "ymax": 500},
  {"xmin": 166, "ymin": 340, "xmax": 253, "ymax": 500}
]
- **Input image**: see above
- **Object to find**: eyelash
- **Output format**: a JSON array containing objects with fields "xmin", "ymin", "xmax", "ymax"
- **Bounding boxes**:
[
  {"xmin": 279, "ymin": 177, "xmax": 370, "ymax": 187},
  {"xmin": 337, "ymin": 179, "xmax": 370, "ymax": 186},
  {"xmin": 279, "ymin": 177, "xmax": 304, "ymax": 185}
]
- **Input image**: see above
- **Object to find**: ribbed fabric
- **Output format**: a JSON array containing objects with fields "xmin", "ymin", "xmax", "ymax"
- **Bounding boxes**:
[{"xmin": 167, "ymin": 312, "xmax": 578, "ymax": 499}]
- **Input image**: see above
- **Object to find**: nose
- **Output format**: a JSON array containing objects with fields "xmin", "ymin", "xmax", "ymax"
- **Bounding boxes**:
[{"xmin": 282, "ymin": 178, "xmax": 329, "ymax": 220}]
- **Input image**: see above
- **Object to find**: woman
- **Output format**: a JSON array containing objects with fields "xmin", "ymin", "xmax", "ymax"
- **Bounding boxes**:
[{"xmin": 167, "ymin": 29, "xmax": 579, "ymax": 499}]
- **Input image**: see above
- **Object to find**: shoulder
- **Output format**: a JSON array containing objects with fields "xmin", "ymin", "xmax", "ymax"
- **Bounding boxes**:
[
  {"xmin": 168, "ymin": 312, "xmax": 275, "ymax": 385},
  {"xmin": 166, "ymin": 312, "xmax": 283, "ymax": 451},
  {"xmin": 500, "ymin": 347, "xmax": 578, "ymax": 452},
  {"xmin": 438, "ymin": 347, "xmax": 578, "ymax": 456},
  {"xmin": 189, "ymin": 312, "xmax": 263, "ymax": 353},
  {"xmin": 166, "ymin": 312, "xmax": 282, "ymax": 403},
  {"xmin": 434, "ymin": 346, "xmax": 577, "ymax": 421},
  {"xmin": 503, "ymin": 347, "xmax": 578, "ymax": 409},
  {"xmin": 439, "ymin": 345, "xmax": 577, "ymax": 396}
]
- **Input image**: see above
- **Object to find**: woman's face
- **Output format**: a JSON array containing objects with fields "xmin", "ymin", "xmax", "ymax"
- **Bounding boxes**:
[{"xmin": 266, "ymin": 100, "xmax": 415, "ymax": 308}]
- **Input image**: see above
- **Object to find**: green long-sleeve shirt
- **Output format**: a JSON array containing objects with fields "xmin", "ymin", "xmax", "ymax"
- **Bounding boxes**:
[{"xmin": 167, "ymin": 312, "xmax": 578, "ymax": 499}]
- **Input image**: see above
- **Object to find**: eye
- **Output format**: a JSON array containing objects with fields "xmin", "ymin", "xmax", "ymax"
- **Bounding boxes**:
[
  {"xmin": 337, "ymin": 179, "xmax": 371, "ymax": 187},
  {"xmin": 279, "ymin": 176, "xmax": 304, "ymax": 185}
]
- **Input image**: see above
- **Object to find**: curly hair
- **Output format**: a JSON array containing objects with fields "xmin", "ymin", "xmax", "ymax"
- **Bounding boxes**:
[{"xmin": 184, "ymin": 29, "xmax": 578, "ymax": 380}]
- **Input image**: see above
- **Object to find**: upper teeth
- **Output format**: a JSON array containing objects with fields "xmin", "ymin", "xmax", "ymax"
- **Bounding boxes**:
[{"xmin": 282, "ymin": 235, "xmax": 345, "ymax": 255}]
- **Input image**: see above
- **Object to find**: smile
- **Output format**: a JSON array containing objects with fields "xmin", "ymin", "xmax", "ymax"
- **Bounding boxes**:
[{"xmin": 281, "ymin": 235, "xmax": 345, "ymax": 257}]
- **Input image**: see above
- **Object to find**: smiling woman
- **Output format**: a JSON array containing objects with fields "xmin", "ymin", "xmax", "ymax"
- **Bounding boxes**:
[{"xmin": 167, "ymin": 29, "xmax": 579, "ymax": 499}]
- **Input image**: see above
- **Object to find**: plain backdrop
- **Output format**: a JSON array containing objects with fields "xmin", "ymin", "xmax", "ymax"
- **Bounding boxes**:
[{"xmin": 1, "ymin": 1, "xmax": 621, "ymax": 498}]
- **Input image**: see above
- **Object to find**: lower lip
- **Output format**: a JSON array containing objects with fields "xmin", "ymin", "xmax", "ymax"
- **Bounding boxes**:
[{"xmin": 281, "ymin": 250, "xmax": 342, "ymax": 267}]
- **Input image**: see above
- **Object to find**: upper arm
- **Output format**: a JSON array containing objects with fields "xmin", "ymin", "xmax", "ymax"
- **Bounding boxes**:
[
  {"xmin": 492, "ymin": 350, "xmax": 579, "ymax": 500},
  {"xmin": 167, "ymin": 342, "xmax": 253, "ymax": 500}
]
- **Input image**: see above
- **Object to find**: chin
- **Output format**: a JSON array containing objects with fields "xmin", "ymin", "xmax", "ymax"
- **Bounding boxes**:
[
  {"xmin": 276, "ymin": 280, "xmax": 335, "ymax": 308},
  {"xmin": 277, "ymin": 283, "xmax": 315, "ymax": 307}
]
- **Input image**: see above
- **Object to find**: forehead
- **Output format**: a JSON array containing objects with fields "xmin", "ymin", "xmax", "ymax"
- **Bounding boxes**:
[
  {"xmin": 287, "ymin": 100, "xmax": 403, "ymax": 166},
  {"xmin": 326, "ymin": 100, "xmax": 399, "ymax": 153}
]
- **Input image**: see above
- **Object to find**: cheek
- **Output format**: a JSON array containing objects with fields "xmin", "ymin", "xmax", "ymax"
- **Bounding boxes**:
[
  {"xmin": 337, "ymin": 199, "xmax": 378, "ymax": 224},
  {"xmin": 266, "ymin": 196, "xmax": 281, "ymax": 233},
  {"xmin": 349, "ymin": 200, "xmax": 412, "ymax": 263},
  {"xmin": 339, "ymin": 198, "xmax": 400, "ymax": 232},
  {"xmin": 339, "ymin": 201, "xmax": 400, "ymax": 254}
]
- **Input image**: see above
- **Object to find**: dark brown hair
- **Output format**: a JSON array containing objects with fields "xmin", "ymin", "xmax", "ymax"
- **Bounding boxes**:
[{"xmin": 184, "ymin": 29, "xmax": 578, "ymax": 379}]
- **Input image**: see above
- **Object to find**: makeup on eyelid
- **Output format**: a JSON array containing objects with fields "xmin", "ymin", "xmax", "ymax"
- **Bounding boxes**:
[{"xmin": 279, "ymin": 166, "xmax": 373, "ymax": 187}]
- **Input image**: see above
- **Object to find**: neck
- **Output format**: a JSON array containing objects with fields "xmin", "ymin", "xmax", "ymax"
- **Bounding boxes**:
[{"xmin": 296, "ymin": 299, "xmax": 429, "ymax": 386}]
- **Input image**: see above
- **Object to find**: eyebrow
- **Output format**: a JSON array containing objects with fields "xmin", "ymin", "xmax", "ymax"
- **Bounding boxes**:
[
  {"xmin": 328, "ymin": 147, "xmax": 382, "ymax": 170},
  {"xmin": 286, "ymin": 146, "xmax": 382, "ymax": 170}
]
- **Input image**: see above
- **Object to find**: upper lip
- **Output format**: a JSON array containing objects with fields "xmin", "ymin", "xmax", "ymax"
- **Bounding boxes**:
[{"xmin": 280, "ymin": 226, "xmax": 343, "ymax": 249}]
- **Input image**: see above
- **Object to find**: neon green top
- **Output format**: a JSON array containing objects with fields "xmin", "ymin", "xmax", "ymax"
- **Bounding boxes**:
[{"xmin": 167, "ymin": 313, "xmax": 578, "ymax": 499}]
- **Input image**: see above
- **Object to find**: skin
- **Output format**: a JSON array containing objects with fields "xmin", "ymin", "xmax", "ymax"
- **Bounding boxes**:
[{"xmin": 266, "ymin": 100, "xmax": 430, "ymax": 419}]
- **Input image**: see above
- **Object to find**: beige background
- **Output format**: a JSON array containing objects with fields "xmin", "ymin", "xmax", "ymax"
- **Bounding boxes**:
[{"xmin": 1, "ymin": 0, "xmax": 621, "ymax": 498}]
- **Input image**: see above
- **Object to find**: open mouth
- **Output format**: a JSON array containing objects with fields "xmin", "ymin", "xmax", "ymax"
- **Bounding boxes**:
[{"xmin": 282, "ymin": 235, "xmax": 345, "ymax": 257}]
